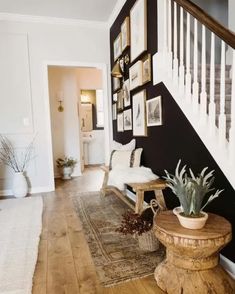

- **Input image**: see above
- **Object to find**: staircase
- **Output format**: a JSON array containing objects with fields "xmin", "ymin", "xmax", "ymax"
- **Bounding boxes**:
[{"xmin": 153, "ymin": 0, "xmax": 235, "ymax": 189}]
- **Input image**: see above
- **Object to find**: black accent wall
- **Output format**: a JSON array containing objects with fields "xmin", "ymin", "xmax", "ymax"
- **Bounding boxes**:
[{"xmin": 110, "ymin": 0, "xmax": 235, "ymax": 261}]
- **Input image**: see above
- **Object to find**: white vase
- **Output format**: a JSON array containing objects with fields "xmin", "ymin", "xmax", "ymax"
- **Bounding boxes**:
[
  {"xmin": 173, "ymin": 207, "xmax": 208, "ymax": 230},
  {"xmin": 12, "ymin": 172, "xmax": 28, "ymax": 198},
  {"xmin": 62, "ymin": 167, "xmax": 73, "ymax": 180}
]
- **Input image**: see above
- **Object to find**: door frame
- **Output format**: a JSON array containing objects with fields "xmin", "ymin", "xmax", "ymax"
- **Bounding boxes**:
[{"xmin": 43, "ymin": 60, "xmax": 111, "ymax": 191}]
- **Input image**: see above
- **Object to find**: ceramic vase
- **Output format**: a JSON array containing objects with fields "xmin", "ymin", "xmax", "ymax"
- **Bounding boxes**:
[
  {"xmin": 12, "ymin": 172, "xmax": 28, "ymax": 198},
  {"xmin": 62, "ymin": 167, "xmax": 73, "ymax": 180},
  {"xmin": 173, "ymin": 207, "xmax": 208, "ymax": 230}
]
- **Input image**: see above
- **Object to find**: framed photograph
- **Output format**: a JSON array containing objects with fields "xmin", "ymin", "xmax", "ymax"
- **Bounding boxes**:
[
  {"xmin": 113, "ymin": 103, "xmax": 117, "ymax": 120},
  {"xmin": 142, "ymin": 54, "xmax": 152, "ymax": 84},
  {"xmin": 130, "ymin": 0, "xmax": 147, "ymax": 62},
  {"xmin": 117, "ymin": 113, "xmax": 124, "ymax": 132},
  {"xmin": 113, "ymin": 93, "xmax": 118, "ymax": 102},
  {"xmin": 123, "ymin": 79, "xmax": 130, "ymax": 107},
  {"xmin": 124, "ymin": 109, "xmax": 132, "ymax": 131},
  {"xmin": 121, "ymin": 17, "xmax": 130, "ymax": 51},
  {"xmin": 132, "ymin": 90, "xmax": 147, "ymax": 136},
  {"xmin": 117, "ymin": 90, "xmax": 124, "ymax": 111},
  {"xmin": 129, "ymin": 60, "xmax": 143, "ymax": 90},
  {"xmin": 146, "ymin": 96, "xmax": 162, "ymax": 127},
  {"xmin": 113, "ymin": 33, "xmax": 122, "ymax": 61},
  {"xmin": 113, "ymin": 77, "xmax": 121, "ymax": 92}
]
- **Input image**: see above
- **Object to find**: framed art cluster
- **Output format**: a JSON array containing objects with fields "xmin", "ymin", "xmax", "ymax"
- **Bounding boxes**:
[{"xmin": 129, "ymin": 54, "xmax": 151, "ymax": 90}]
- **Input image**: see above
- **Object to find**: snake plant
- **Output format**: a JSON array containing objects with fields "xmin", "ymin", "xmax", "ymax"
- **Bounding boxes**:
[{"xmin": 164, "ymin": 160, "xmax": 223, "ymax": 217}]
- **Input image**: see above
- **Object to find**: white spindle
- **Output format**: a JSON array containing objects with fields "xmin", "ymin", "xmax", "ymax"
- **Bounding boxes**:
[
  {"xmin": 200, "ymin": 25, "xmax": 207, "ymax": 118},
  {"xmin": 168, "ymin": 0, "xmax": 173, "ymax": 74},
  {"xmin": 192, "ymin": 18, "xmax": 199, "ymax": 111},
  {"xmin": 163, "ymin": 0, "xmax": 168, "ymax": 52},
  {"xmin": 185, "ymin": 12, "xmax": 191, "ymax": 100},
  {"xmin": 179, "ymin": 7, "xmax": 185, "ymax": 93},
  {"xmin": 229, "ymin": 49, "xmax": 235, "ymax": 161},
  {"xmin": 209, "ymin": 33, "xmax": 216, "ymax": 133},
  {"xmin": 173, "ymin": 2, "xmax": 178, "ymax": 84},
  {"xmin": 219, "ymin": 41, "xmax": 226, "ymax": 144}
]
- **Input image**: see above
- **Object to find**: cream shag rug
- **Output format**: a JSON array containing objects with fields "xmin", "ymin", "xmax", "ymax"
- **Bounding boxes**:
[{"xmin": 0, "ymin": 196, "xmax": 43, "ymax": 294}]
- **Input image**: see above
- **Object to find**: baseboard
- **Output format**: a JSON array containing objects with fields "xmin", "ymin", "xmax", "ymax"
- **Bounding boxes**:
[
  {"xmin": 220, "ymin": 254, "xmax": 235, "ymax": 279},
  {"xmin": 0, "ymin": 186, "xmax": 54, "ymax": 196}
]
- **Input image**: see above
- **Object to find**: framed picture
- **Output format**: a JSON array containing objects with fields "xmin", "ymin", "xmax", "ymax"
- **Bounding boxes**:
[
  {"xmin": 123, "ymin": 79, "xmax": 130, "ymax": 107},
  {"xmin": 117, "ymin": 90, "xmax": 124, "ymax": 111},
  {"xmin": 129, "ymin": 60, "xmax": 143, "ymax": 90},
  {"xmin": 130, "ymin": 0, "xmax": 147, "ymax": 62},
  {"xmin": 121, "ymin": 17, "xmax": 130, "ymax": 51},
  {"xmin": 113, "ymin": 93, "xmax": 118, "ymax": 102},
  {"xmin": 117, "ymin": 113, "xmax": 124, "ymax": 132},
  {"xmin": 113, "ymin": 33, "xmax": 122, "ymax": 61},
  {"xmin": 132, "ymin": 90, "xmax": 147, "ymax": 136},
  {"xmin": 146, "ymin": 96, "xmax": 162, "ymax": 127},
  {"xmin": 142, "ymin": 54, "xmax": 152, "ymax": 84},
  {"xmin": 113, "ymin": 103, "xmax": 117, "ymax": 120},
  {"xmin": 124, "ymin": 109, "xmax": 132, "ymax": 131},
  {"xmin": 113, "ymin": 77, "xmax": 121, "ymax": 92}
]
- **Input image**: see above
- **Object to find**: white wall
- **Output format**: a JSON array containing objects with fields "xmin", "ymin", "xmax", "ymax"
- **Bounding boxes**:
[
  {"xmin": 0, "ymin": 18, "xmax": 110, "ymax": 194},
  {"xmin": 48, "ymin": 67, "xmax": 81, "ymax": 178}
]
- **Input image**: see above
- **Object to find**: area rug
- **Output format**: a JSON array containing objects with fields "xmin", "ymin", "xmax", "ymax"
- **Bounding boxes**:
[
  {"xmin": 72, "ymin": 191, "xmax": 165, "ymax": 287},
  {"xmin": 0, "ymin": 196, "xmax": 43, "ymax": 294}
]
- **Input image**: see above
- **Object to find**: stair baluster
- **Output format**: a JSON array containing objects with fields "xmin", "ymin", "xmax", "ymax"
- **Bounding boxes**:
[
  {"xmin": 200, "ymin": 25, "xmax": 207, "ymax": 120},
  {"xmin": 192, "ymin": 18, "xmax": 199, "ymax": 111},
  {"xmin": 209, "ymin": 32, "xmax": 216, "ymax": 135},
  {"xmin": 173, "ymin": 2, "xmax": 178, "ymax": 85},
  {"xmin": 219, "ymin": 41, "xmax": 226, "ymax": 146},
  {"xmin": 179, "ymin": 7, "xmax": 185, "ymax": 94},
  {"xmin": 185, "ymin": 12, "xmax": 191, "ymax": 100}
]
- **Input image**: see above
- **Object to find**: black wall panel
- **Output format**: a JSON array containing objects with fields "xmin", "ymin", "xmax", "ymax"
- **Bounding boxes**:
[{"xmin": 110, "ymin": 0, "xmax": 235, "ymax": 261}]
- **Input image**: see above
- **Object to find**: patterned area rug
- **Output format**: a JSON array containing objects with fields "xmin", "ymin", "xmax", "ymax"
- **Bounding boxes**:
[
  {"xmin": 0, "ymin": 196, "xmax": 43, "ymax": 294},
  {"xmin": 72, "ymin": 191, "xmax": 165, "ymax": 287}
]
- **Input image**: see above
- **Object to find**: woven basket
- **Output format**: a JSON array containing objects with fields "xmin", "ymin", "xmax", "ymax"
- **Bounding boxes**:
[{"xmin": 137, "ymin": 230, "xmax": 159, "ymax": 252}]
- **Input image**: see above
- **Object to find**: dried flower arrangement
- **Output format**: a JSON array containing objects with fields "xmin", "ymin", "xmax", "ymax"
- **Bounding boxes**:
[
  {"xmin": 0, "ymin": 135, "xmax": 34, "ymax": 172},
  {"xmin": 116, "ymin": 209, "xmax": 154, "ymax": 236}
]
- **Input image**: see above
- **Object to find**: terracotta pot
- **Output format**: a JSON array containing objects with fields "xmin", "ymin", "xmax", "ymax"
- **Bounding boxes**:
[{"xmin": 173, "ymin": 207, "xmax": 208, "ymax": 230}]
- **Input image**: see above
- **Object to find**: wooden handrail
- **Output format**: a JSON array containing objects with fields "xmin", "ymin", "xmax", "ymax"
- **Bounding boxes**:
[{"xmin": 172, "ymin": 0, "xmax": 235, "ymax": 49}]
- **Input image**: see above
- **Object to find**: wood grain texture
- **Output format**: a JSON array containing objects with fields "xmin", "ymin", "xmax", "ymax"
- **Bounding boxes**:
[
  {"xmin": 154, "ymin": 210, "xmax": 235, "ymax": 293},
  {"xmin": 32, "ymin": 167, "xmax": 163, "ymax": 294}
]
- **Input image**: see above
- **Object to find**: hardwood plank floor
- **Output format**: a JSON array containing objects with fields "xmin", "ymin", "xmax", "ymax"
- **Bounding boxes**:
[{"xmin": 32, "ymin": 167, "xmax": 164, "ymax": 294}]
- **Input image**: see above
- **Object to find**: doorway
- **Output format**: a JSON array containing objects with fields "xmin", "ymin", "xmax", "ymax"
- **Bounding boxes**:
[{"xmin": 44, "ymin": 61, "xmax": 111, "ymax": 189}]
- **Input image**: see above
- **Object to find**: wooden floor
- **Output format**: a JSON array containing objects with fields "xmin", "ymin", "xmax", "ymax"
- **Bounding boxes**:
[{"xmin": 32, "ymin": 167, "xmax": 164, "ymax": 294}]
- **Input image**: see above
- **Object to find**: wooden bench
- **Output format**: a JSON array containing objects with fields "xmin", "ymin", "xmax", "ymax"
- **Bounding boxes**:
[{"xmin": 100, "ymin": 166, "xmax": 167, "ymax": 214}]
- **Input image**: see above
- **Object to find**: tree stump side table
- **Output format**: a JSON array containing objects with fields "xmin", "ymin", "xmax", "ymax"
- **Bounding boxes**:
[{"xmin": 153, "ymin": 210, "xmax": 235, "ymax": 294}]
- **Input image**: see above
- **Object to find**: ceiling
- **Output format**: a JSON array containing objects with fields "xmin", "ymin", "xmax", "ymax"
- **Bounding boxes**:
[{"xmin": 0, "ymin": 0, "xmax": 118, "ymax": 22}]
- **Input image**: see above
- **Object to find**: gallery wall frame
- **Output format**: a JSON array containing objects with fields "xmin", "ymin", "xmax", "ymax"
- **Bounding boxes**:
[
  {"xmin": 129, "ymin": 60, "xmax": 143, "ymax": 90},
  {"xmin": 146, "ymin": 96, "xmax": 162, "ymax": 127},
  {"xmin": 132, "ymin": 89, "xmax": 147, "ymax": 137},
  {"xmin": 113, "ymin": 77, "xmax": 121, "ymax": 92},
  {"xmin": 130, "ymin": 0, "xmax": 147, "ymax": 62},
  {"xmin": 113, "ymin": 33, "xmax": 122, "ymax": 61},
  {"xmin": 124, "ymin": 108, "xmax": 132, "ymax": 130},
  {"xmin": 117, "ymin": 90, "xmax": 124, "ymax": 111},
  {"xmin": 113, "ymin": 103, "xmax": 117, "ymax": 120},
  {"xmin": 123, "ymin": 79, "xmax": 130, "ymax": 107},
  {"xmin": 121, "ymin": 17, "xmax": 130, "ymax": 51},
  {"xmin": 142, "ymin": 54, "xmax": 152, "ymax": 84},
  {"xmin": 117, "ymin": 112, "xmax": 124, "ymax": 132}
]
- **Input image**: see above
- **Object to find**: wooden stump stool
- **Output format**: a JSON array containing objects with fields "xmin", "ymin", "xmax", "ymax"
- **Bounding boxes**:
[{"xmin": 153, "ymin": 210, "xmax": 235, "ymax": 294}]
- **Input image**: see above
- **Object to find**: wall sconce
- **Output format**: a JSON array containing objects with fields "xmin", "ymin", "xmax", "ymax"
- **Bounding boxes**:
[
  {"xmin": 57, "ymin": 91, "xmax": 64, "ymax": 112},
  {"xmin": 111, "ymin": 54, "xmax": 130, "ymax": 78}
]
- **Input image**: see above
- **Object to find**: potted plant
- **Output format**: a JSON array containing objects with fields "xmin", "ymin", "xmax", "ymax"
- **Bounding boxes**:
[
  {"xmin": 116, "ymin": 208, "xmax": 159, "ymax": 251},
  {"xmin": 164, "ymin": 160, "xmax": 223, "ymax": 229},
  {"xmin": 0, "ymin": 135, "xmax": 34, "ymax": 198},
  {"xmin": 56, "ymin": 157, "xmax": 77, "ymax": 180}
]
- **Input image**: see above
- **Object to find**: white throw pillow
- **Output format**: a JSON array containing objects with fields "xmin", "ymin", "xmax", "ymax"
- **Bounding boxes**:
[
  {"xmin": 112, "ymin": 139, "xmax": 136, "ymax": 151},
  {"xmin": 110, "ymin": 148, "xmax": 143, "ymax": 169}
]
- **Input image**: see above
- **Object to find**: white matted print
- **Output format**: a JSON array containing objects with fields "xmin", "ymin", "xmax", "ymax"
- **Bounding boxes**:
[
  {"xmin": 129, "ymin": 60, "xmax": 143, "ymax": 90},
  {"xmin": 113, "ymin": 93, "xmax": 118, "ymax": 102},
  {"xmin": 146, "ymin": 96, "xmax": 162, "ymax": 126},
  {"xmin": 130, "ymin": 0, "xmax": 147, "ymax": 62},
  {"xmin": 132, "ymin": 90, "xmax": 147, "ymax": 136},
  {"xmin": 121, "ymin": 17, "xmax": 130, "ymax": 51},
  {"xmin": 123, "ymin": 79, "xmax": 130, "ymax": 107},
  {"xmin": 124, "ymin": 109, "xmax": 132, "ymax": 131},
  {"xmin": 142, "ymin": 54, "xmax": 152, "ymax": 84},
  {"xmin": 113, "ymin": 103, "xmax": 117, "ymax": 120},
  {"xmin": 117, "ymin": 113, "xmax": 124, "ymax": 132},
  {"xmin": 113, "ymin": 77, "xmax": 121, "ymax": 92},
  {"xmin": 113, "ymin": 34, "xmax": 122, "ymax": 61}
]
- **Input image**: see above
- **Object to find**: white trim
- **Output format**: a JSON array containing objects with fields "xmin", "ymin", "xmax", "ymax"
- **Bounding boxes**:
[
  {"xmin": 108, "ymin": 0, "xmax": 128, "ymax": 27},
  {"xmin": 220, "ymin": 254, "xmax": 235, "ymax": 279},
  {"xmin": 43, "ymin": 60, "xmax": 111, "ymax": 188},
  {"xmin": 0, "ymin": 12, "xmax": 108, "ymax": 29}
]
